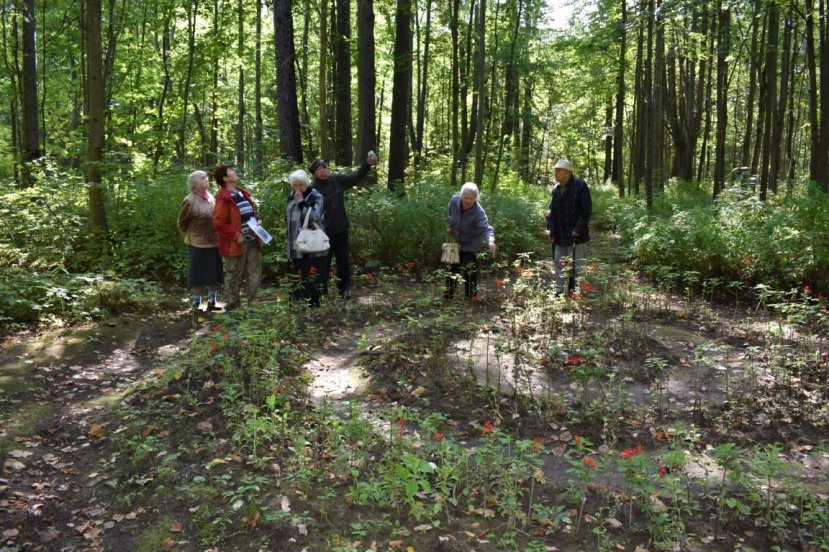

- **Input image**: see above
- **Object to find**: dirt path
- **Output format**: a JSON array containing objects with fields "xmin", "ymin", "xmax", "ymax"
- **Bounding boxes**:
[{"xmin": 1, "ymin": 314, "xmax": 192, "ymax": 551}]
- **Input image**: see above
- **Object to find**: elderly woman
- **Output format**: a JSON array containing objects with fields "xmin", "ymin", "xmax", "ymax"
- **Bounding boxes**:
[
  {"xmin": 177, "ymin": 170, "xmax": 224, "ymax": 321},
  {"xmin": 286, "ymin": 169, "xmax": 328, "ymax": 307},
  {"xmin": 445, "ymin": 182, "xmax": 497, "ymax": 299},
  {"xmin": 213, "ymin": 165, "xmax": 262, "ymax": 311}
]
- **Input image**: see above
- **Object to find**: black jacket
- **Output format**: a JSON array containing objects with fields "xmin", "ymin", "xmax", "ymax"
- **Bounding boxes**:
[
  {"xmin": 313, "ymin": 163, "xmax": 371, "ymax": 235},
  {"xmin": 546, "ymin": 176, "xmax": 592, "ymax": 247}
]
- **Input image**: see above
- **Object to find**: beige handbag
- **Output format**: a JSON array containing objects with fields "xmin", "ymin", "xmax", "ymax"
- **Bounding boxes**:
[
  {"xmin": 295, "ymin": 208, "xmax": 330, "ymax": 254},
  {"xmin": 441, "ymin": 241, "xmax": 460, "ymax": 265}
]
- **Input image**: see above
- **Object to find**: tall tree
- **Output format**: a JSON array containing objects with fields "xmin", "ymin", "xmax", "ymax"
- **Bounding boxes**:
[
  {"xmin": 356, "ymin": 0, "xmax": 377, "ymax": 172},
  {"xmin": 86, "ymin": 0, "xmax": 107, "ymax": 233},
  {"xmin": 387, "ymin": 0, "xmax": 412, "ymax": 191},
  {"xmin": 254, "ymin": 0, "xmax": 263, "ymax": 176},
  {"xmin": 21, "ymin": 0, "xmax": 41, "ymax": 168},
  {"xmin": 472, "ymin": 0, "xmax": 487, "ymax": 185},
  {"xmin": 413, "ymin": 0, "xmax": 432, "ymax": 166},
  {"xmin": 333, "ymin": 0, "xmax": 352, "ymax": 164},
  {"xmin": 318, "ymin": 0, "xmax": 329, "ymax": 159},
  {"xmin": 712, "ymin": 0, "xmax": 729, "ymax": 197},
  {"xmin": 274, "ymin": 0, "xmax": 302, "ymax": 162},
  {"xmin": 236, "ymin": 0, "xmax": 246, "ymax": 169},
  {"xmin": 612, "ymin": 0, "xmax": 626, "ymax": 196}
]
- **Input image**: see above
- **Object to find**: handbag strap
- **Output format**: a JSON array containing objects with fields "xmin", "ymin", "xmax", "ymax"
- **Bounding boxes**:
[{"xmin": 302, "ymin": 207, "xmax": 311, "ymax": 229}]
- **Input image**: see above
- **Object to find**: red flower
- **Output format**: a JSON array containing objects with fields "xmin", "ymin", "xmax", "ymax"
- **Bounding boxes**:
[
  {"xmin": 804, "ymin": 285, "xmax": 812, "ymax": 295},
  {"xmin": 398, "ymin": 417, "xmax": 407, "ymax": 432},
  {"xmin": 574, "ymin": 435, "xmax": 584, "ymax": 447},
  {"xmin": 214, "ymin": 324, "xmax": 223, "ymax": 332},
  {"xmin": 583, "ymin": 457, "xmax": 597, "ymax": 469},
  {"xmin": 579, "ymin": 281, "xmax": 596, "ymax": 293},
  {"xmin": 309, "ymin": 265, "xmax": 317, "ymax": 275},
  {"xmin": 818, "ymin": 292, "xmax": 824, "ymax": 300},
  {"xmin": 366, "ymin": 273, "xmax": 375, "ymax": 280},
  {"xmin": 471, "ymin": 295, "xmax": 482, "ymax": 302},
  {"xmin": 496, "ymin": 279, "xmax": 504, "ymax": 288},
  {"xmin": 531, "ymin": 436, "xmax": 544, "ymax": 453},
  {"xmin": 433, "ymin": 431, "xmax": 444, "ymax": 442},
  {"xmin": 517, "ymin": 266, "xmax": 523, "ymax": 275},
  {"xmin": 566, "ymin": 355, "xmax": 582, "ymax": 365},
  {"xmin": 658, "ymin": 466, "xmax": 670, "ymax": 478},
  {"xmin": 620, "ymin": 445, "xmax": 644, "ymax": 460},
  {"xmin": 407, "ymin": 261, "xmax": 415, "ymax": 269},
  {"xmin": 223, "ymin": 333, "xmax": 229, "ymax": 341},
  {"xmin": 209, "ymin": 341, "xmax": 218, "ymax": 354},
  {"xmin": 482, "ymin": 420, "xmax": 494, "ymax": 435}
]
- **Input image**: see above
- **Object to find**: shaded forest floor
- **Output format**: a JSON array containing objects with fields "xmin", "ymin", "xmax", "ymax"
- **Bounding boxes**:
[{"xmin": 1, "ymin": 232, "xmax": 828, "ymax": 551}]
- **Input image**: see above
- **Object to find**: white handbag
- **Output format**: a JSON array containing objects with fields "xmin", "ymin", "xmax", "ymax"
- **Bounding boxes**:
[
  {"xmin": 441, "ymin": 241, "xmax": 460, "ymax": 264},
  {"xmin": 295, "ymin": 208, "xmax": 330, "ymax": 254}
]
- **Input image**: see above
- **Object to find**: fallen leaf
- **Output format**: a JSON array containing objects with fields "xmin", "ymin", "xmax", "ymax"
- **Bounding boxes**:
[
  {"xmin": 413, "ymin": 524, "xmax": 431, "ymax": 532},
  {"xmin": 388, "ymin": 540, "xmax": 403, "ymax": 548},
  {"xmin": 197, "ymin": 421, "xmax": 213, "ymax": 432},
  {"xmin": 247, "ymin": 511, "xmax": 260, "ymax": 528},
  {"xmin": 37, "ymin": 528, "xmax": 60, "ymax": 543},
  {"xmin": 3, "ymin": 528, "xmax": 19, "ymax": 540},
  {"xmin": 411, "ymin": 386, "xmax": 426, "ymax": 398},
  {"xmin": 9, "ymin": 450, "xmax": 33, "ymax": 458},
  {"xmin": 3, "ymin": 459, "xmax": 26, "ymax": 471},
  {"xmin": 169, "ymin": 521, "xmax": 183, "ymax": 533},
  {"xmin": 160, "ymin": 537, "xmax": 176, "ymax": 549},
  {"xmin": 605, "ymin": 518, "xmax": 623, "ymax": 530},
  {"xmin": 280, "ymin": 496, "xmax": 291, "ymax": 512},
  {"xmin": 296, "ymin": 523, "xmax": 308, "ymax": 536},
  {"xmin": 162, "ymin": 394, "xmax": 180, "ymax": 402},
  {"xmin": 112, "ymin": 513, "xmax": 125, "ymax": 522},
  {"xmin": 89, "ymin": 424, "xmax": 106, "ymax": 438}
]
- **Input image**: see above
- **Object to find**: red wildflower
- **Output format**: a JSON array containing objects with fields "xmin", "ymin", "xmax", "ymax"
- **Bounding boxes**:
[
  {"xmin": 223, "ymin": 333, "xmax": 229, "ymax": 341},
  {"xmin": 517, "ymin": 266, "xmax": 524, "ymax": 275},
  {"xmin": 804, "ymin": 285, "xmax": 812, "ymax": 295},
  {"xmin": 579, "ymin": 281, "xmax": 596, "ymax": 293},
  {"xmin": 471, "ymin": 294, "xmax": 482, "ymax": 302},
  {"xmin": 309, "ymin": 265, "xmax": 317, "ymax": 275},
  {"xmin": 398, "ymin": 417, "xmax": 407, "ymax": 432},
  {"xmin": 496, "ymin": 279, "xmax": 504, "ymax": 287},
  {"xmin": 620, "ymin": 445, "xmax": 644, "ymax": 460},
  {"xmin": 214, "ymin": 324, "xmax": 223, "ymax": 332},
  {"xmin": 818, "ymin": 292, "xmax": 824, "ymax": 300},
  {"xmin": 574, "ymin": 435, "xmax": 584, "ymax": 447},
  {"xmin": 566, "ymin": 355, "xmax": 582, "ymax": 365},
  {"xmin": 209, "ymin": 341, "xmax": 218, "ymax": 354},
  {"xmin": 658, "ymin": 466, "xmax": 670, "ymax": 478},
  {"xmin": 583, "ymin": 457, "xmax": 597, "ymax": 469},
  {"xmin": 433, "ymin": 431, "xmax": 444, "ymax": 442},
  {"xmin": 407, "ymin": 261, "xmax": 416, "ymax": 269},
  {"xmin": 366, "ymin": 273, "xmax": 375, "ymax": 280},
  {"xmin": 482, "ymin": 420, "xmax": 495, "ymax": 435},
  {"xmin": 531, "ymin": 436, "xmax": 544, "ymax": 453}
]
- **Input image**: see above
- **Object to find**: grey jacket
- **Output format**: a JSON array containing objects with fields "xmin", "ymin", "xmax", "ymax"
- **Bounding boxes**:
[{"xmin": 447, "ymin": 194, "xmax": 494, "ymax": 253}]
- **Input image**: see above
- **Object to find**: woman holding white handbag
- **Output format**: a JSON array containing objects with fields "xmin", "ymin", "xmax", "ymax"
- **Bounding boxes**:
[
  {"xmin": 444, "ymin": 182, "xmax": 496, "ymax": 299},
  {"xmin": 286, "ymin": 169, "xmax": 328, "ymax": 307}
]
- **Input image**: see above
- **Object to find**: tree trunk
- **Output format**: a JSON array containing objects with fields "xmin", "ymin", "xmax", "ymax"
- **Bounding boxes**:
[
  {"xmin": 274, "ymin": 0, "xmax": 303, "ymax": 162},
  {"xmin": 318, "ymin": 0, "xmax": 329, "ymax": 159},
  {"xmin": 334, "ymin": 0, "xmax": 352, "ymax": 164},
  {"xmin": 414, "ymin": 0, "xmax": 432, "ymax": 166},
  {"xmin": 449, "ymin": 0, "xmax": 460, "ymax": 187},
  {"xmin": 472, "ymin": 0, "xmax": 486, "ymax": 186},
  {"xmin": 740, "ymin": 7, "xmax": 760, "ymax": 169},
  {"xmin": 254, "ymin": 0, "xmax": 264, "ymax": 177},
  {"xmin": 356, "ymin": 0, "xmax": 377, "ymax": 178},
  {"xmin": 21, "ymin": 0, "xmax": 41, "ymax": 168},
  {"xmin": 236, "ymin": 0, "xmax": 246, "ymax": 169},
  {"xmin": 770, "ymin": 1, "xmax": 794, "ymax": 194},
  {"xmin": 176, "ymin": 0, "xmax": 198, "ymax": 162},
  {"xmin": 612, "ymin": 0, "xmax": 626, "ymax": 196},
  {"xmin": 713, "ymin": 0, "xmax": 729, "ymax": 197},
  {"xmin": 86, "ymin": 0, "xmax": 107, "ymax": 234},
  {"xmin": 759, "ymin": 3, "xmax": 778, "ymax": 201},
  {"xmin": 151, "ymin": 16, "xmax": 172, "ymax": 177},
  {"xmin": 387, "ymin": 0, "xmax": 412, "ymax": 191}
]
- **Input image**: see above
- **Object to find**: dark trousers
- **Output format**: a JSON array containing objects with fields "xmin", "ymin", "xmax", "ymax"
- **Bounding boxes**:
[
  {"xmin": 291, "ymin": 256, "xmax": 327, "ymax": 307},
  {"xmin": 445, "ymin": 250, "xmax": 480, "ymax": 299},
  {"xmin": 324, "ymin": 229, "xmax": 351, "ymax": 295}
]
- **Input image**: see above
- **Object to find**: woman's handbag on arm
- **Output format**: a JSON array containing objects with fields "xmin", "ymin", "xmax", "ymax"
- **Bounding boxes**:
[
  {"xmin": 441, "ymin": 240, "xmax": 460, "ymax": 265},
  {"xmin": 295, "ymin": 208, "xmax": 330, "ymax": 254}
]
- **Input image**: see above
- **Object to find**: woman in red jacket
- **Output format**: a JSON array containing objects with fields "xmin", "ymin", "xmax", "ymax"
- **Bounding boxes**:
[{"xmin": 212, "ymin": 166, "xmax": 262, "ymax": 310}]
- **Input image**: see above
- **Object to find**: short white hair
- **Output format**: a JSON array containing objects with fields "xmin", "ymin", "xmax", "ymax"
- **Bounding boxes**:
[
  {"xmin": 187, "ymin": 170, "xmax": 208, "ymax": 191},
  {"xmin": 289, "ymin": 169, "xmax": 311, "ymax": 187},
  {"xmin": 460, "ymin": 182, "xmax": 479, "ymax": 198}
]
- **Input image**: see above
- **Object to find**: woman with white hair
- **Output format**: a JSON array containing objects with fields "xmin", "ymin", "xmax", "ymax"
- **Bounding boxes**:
[
  {"xmin": 445, "ymin": 182, "xmax": 497, "ymax": 299},
  {"xmin": 285, "ymin": 169, "xmax": 328, "ymax": 307},
  {"xmin": 177, "ymin": 170, "xmax": 224, "ymax": 321}
]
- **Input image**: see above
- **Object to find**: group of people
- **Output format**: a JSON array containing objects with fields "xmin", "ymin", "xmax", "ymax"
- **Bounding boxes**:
[
  {"xmin": 176, "ymin": 152, "xmax": 379, "ymax": 317},
  {"xmin": 443, "ymin": 158, "xmax": 593, "ymax": 299},
  {"xmin": 176, "ymin": 155, "xmax": 592, "ymax": 317}
]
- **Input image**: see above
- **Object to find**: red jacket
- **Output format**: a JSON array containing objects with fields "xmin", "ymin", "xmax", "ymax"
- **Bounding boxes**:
[{"xmin": 213, "ymin": 187, "xmax": 258, "ymax": 257}]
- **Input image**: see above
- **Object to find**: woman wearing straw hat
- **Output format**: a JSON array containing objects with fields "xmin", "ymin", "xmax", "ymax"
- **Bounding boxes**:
[{"xmin": 545, "ymin": 159, "xmax": 592, "ymax": 295}]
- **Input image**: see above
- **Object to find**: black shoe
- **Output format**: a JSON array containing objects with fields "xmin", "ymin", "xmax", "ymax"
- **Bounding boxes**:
[{"xmin": 206, "ymin": 302, "xmax": 223, "ymax": 313}]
